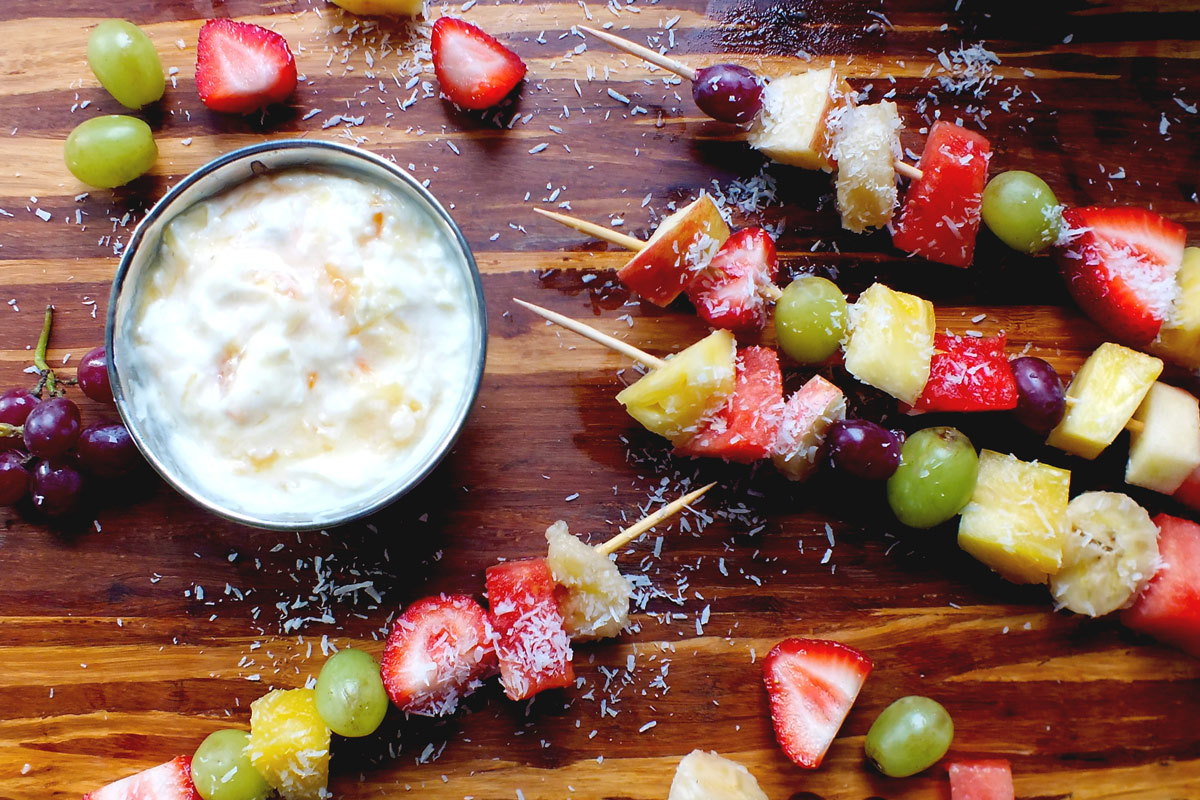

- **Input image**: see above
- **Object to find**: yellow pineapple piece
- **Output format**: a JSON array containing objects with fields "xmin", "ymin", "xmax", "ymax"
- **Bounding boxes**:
[
  {"xmin": 844, "ymin": 282, "xmax": 935, "ymax": 405},
  {"xmin": 1126, "ymin": 382, "xmax": 1200, "ymax": 494},
  {"xmin": 1047, "ymin": 343, "xmax": 1163, "ymax": 460},
  {"xmin": 958, "ymin": 450, "xmax": 1071, "ymax": 584},
  {"xmin": 1150, "ymin": 247, "xmax": 1200, "ymax": 369},
  {"xmin": 830, "ymin": 101, "xmax": 901, "ymax": 233},
  {"xmin": 616, "ymin": 330, "xmax": 736, "ymax": 441},
  {"xmin": 746, "ymin": 69, "xmax": 852, "ymax": 172},
  {"xmin": 248, "ymin": 689, "xmax": 330, "ymax": 800},
  {"xmin": 329, "ymin": 0, "xmax": 424, "ymax": 14},
  {"xmin": 545, "ymin": 521, "xmax": 633, "ymax": 640}
]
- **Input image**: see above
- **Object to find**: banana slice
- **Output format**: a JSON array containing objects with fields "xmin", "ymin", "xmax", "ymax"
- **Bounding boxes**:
[
  {"xmin": 1049, "ymin": 491, "xmax": 1160, "ymax": 617},
  {"xmin": 668, "ymin": 751, "xmax": 768, "ymax": 800}
]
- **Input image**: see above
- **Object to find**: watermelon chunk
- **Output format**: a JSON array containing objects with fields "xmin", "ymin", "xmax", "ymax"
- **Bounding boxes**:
[
  {"xmin": 948, "ymin": 760, "xmax": 1015, "ymax": 800},
  {"xmin": 674, "ymin": 346, "xmax": 784, "ymax": 463},
  {"xmin": 83, "ymin": 756, "xmax": 199, "ymax": 800},
  {"xmin": 1172, "ymin": 464, "xmax": 1200, "ymax": 511},
  {"xmin": 891, "ymin": 121, "xmax": 992, "ymax": 268},
  {"xmin": 485, "ymin": 559, "xmax": 574, "ymax": 700},
  {"xmin": 914, "ymin": 333, "xmax": 1018, "ymax": 412},
  {"xmin": 1121, "ymin": 514, "xmax": 1200, "ymax": 657}
]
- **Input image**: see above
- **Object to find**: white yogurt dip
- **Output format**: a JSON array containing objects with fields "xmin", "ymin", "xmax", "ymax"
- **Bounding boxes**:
[{"xmin": 125, "ymin": 168, "xmax": 477, "ymax": 519}]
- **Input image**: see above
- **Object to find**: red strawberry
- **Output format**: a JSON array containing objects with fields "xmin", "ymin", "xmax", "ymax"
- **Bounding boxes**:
[
  {"xmin": 380, "ymin": 594, "xmax": 497, "ymax": 717},
  {"xmin": 486, "ymin": 559, "xmax": 574, "ymax": 700},
  {"xmin": 675, "ymin": 346, "xmax": 784, "ymax": 463},
  {"xmin": 431, "ymin": 18, "xmax": 526, "ymax": 110},
  {"xmin": 1056, "ymin": 206, "xmax": 1186, "ymax": 346},
  {"xmin": 83, "ymin": 756, "xmax": 198, "ymax": 800},
  {"xmin": 1121, "ymin": 514, "xmax": 1200, "ymax": 657},
  {"xmin": 914, "ymin": 333, "xmax": 1018, "ymax": 413},
  {"xmin": 196, "ymin": 20, "xmax": 297, "ymax": 114},
  {"xmin": 948, "ymin": 760, "xmax": 1015, "ymax": 800},
  {"xmin": 762, "ymin": 638, "xmax": 872, "ymax": 769},
  {"xmin": 686, "ymin": 227, "xmax": 779, "ymax": 331}
]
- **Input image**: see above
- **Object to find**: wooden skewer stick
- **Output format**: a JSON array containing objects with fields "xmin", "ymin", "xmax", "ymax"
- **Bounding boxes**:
[
  {"xmin": 596, "ymin": 483, "xmax": 717, "ymax": 556},
  {"xmin": 534, "ymin": 207, "xmax": 644, "ymax": 252},
  {"xmin": 513, "ymin": 298, "xmax": 668, "ymax": 369},
  {"xmin": 1062, "ymin": 396, "xmax": 1144, "ymax": 434},
  {"xmin": 579, "ymin": 25, "xmax": 925, "ymax": 182}
]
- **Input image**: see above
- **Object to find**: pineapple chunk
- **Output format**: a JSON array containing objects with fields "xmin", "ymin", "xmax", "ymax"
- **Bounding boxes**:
[
  {"xmin": 1126, "ymin": 382, "xmax": 1200, "ymax": 494},
  {"xmin": 1150, "ymin": 247, "xmax": 1200, "ymax": 369},
  {"xmin": 329, "ymin": 0, "xmax": 424, "ymax": 14},
  {"xmin": 668, "ymin": 750, "xmax": 769, "ymax": 800},
  {"xmin": 1047, "ymin": 343, "xmax": 1163, "ymax": 460},
  {"xmin": 248, "ymin": 689, "xmax": 330, "ymax": 800},
  {"xmin": 545, "ymin": 521, "xmax": 633, "ymax": 640},
  {"xmin": 746, "ymin": 68, "xmax": 851, "ymax": 172},
  {"xmin": 616, "ymin": 330, "xmax": 736, "ymax": 441},
  {"xmin": 830, "ymin": 101, "xmax": 901, "ymax": 233},
  {"xmin": 844, "ymin": 282, "xmax": 935, "ymax": 405},
  {"xmin": 958, "ymin": 450, "xmax": 1071, "ymax": 584}
]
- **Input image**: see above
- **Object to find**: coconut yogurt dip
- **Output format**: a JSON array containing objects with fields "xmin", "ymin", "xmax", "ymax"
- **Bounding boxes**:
[{"xmin": 123, "ymin": 168, "xmax": 476, "ymax": 519}]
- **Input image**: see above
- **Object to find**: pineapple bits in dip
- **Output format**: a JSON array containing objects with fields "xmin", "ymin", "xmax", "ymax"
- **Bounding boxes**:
[{"xmin": 126, "ymin": 169, "xmax": 475, "ymax": 518}]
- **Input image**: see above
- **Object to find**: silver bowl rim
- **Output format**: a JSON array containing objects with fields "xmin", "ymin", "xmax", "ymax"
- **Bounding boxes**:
[{"xmin": 105, "ymin": 138, "xmax": 488, "ymax": 531}]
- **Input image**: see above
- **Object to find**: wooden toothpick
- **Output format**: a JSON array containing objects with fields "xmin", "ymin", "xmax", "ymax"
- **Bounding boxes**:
[
  {"xmin": 513, "ymin": 298, "xmax": 667, "ymax": 369},
  {"xmin": 534, "ymin": 208, "xmax": 645, "ymax": 252},
  {"xmin": 595, "ymin": 483, "xmax": 717, "ymax": 557}
]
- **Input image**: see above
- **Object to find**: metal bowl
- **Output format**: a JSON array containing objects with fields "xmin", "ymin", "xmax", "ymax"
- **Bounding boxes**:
[{"xmin": 106, "ymin": 140, "xmax": 487, "ymax": 530}]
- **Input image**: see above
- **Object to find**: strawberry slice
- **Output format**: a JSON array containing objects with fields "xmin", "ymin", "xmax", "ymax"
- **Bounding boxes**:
[
  {"xmin": 686, "ymin": 228, "xmax": 779, "ymax": 331},
  {"xmin": 380, "ymin": 594, "xmax": 497, "ymax": 717},
  {"xmin": 914, "ymin": 333, "xmax": 1018, "ymax": 413},
  {"xmin": 1121, "ymin": 514, "xmax": 1200, "ymax": 657},
  {"xmin": 1056, "ymin": 206, "xmax": 1186, "ymax": 346},
  {"xmin": 431, "ymin": 18, "xmax": 526, "ymax": 110},
  {"xmin": 486, "ymin": 559, "xmax": 574, "ymax": 700},
  {"xmin": 762, "ymin": 638, "xmax": 872, "ymax": 769},
  {"xmin": 948, "ymin": 760, "xmax": 1015, "ymax": 800},
  {"xmin": 891, "ymin": 121, "xmax": 992, "ymax": 268},
  {"xmin": 83, "ymin": 756, "xmax": 198, "ymax": 800},
  {"xmin": 674, "ymin": 346, "xmax": 784, "ymax": 463},
  {"xmin": 195, "ymin": 20, "xmax": 297, "ymax": 114}
]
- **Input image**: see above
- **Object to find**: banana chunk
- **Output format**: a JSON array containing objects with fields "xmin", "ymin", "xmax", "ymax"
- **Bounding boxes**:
[
  {"xmin": 1050, "ymin": 491, "xmax": 1160, "ymax": 617},
  {"xmin": 668, "ymin": 751, "xmax": 768, "ymax": 800}
]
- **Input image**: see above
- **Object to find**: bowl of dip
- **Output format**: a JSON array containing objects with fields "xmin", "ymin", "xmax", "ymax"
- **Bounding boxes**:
[{"xmin": 107, "ymin": 140, "xmax": 486, "ymax": 530}]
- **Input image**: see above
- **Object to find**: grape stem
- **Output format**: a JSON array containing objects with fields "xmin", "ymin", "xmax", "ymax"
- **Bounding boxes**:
[
  {"xmin": 0, "ymin": 423, "xmax": 23, "ymax": 439},
  {"xmin": 32, "ymin": 305, "xmax": 57, "ymax": 396}
]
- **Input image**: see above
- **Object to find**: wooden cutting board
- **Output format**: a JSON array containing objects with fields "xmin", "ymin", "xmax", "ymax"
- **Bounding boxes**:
[{"xmin": 1, "ymin": 1, "xmax": 1198, "ymax": 797}]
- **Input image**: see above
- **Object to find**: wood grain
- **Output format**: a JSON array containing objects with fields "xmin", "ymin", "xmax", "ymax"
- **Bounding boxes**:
[{"xmin": 1, "ymin": 0, "xmax": 1199, "ymax": 798}]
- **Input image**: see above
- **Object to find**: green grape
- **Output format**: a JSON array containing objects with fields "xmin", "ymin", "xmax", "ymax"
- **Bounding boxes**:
[
  {"xmin": 192, "ymin": 729, "xmax": 271, "ymax": 800},
  {"xmin": 886, "ymin": 427, "xmax": 978, "ymax": 529},
  {"xmin": 865, "ymin": 696, "xmax": 954, "ymax": 777},
  {"xmin": 981, "ymin": 171, "xmax": 1062, "ymax": 254},
  {"xmin": 64, "ymin": 115, "xmax": 157, "ymax": 188},
  {"xmin": 774, "ymin": 276, "xmax": 849, "ymax": 364},
  {"xmin": 87, "ymin": 20, "xmax": 165, "ymax": 109},
  {"xmin": 314, "ymin": 648, "xmax": 388, "ymax": 737}
]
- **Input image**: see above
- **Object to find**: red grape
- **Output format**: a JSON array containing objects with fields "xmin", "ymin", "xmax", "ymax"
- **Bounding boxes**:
[
  {"xmin": 0, "ymin": 451, "xmax": 30, "ymax": 505},
  {"xmin": 23, "ymin": 397, "xmax": 81, "ymax": 459},
  {"xmin": 31, "ymin": 460, "xmax": 84, "ymax": 516},
  {"xmin": 827, "ymin": 419, "xmax": 903, "ymax": 480},
  {"xmin": 1010, "ymin": 357, "xmax": 1065, "ymax": 435},
  {"xmin": 76, "ymin": 422, "xmax": 140, "ymax": 477},
  {"xmin": 692, "ymin": 64, "xmax": 763, "ymax": 124},
  {"xmin": 0, "ymin": 388, "xmax": 38, "ymax": 426},
  {"xmin": 77, "ymin": 346, "xmax": 114, "ymax": 404}
]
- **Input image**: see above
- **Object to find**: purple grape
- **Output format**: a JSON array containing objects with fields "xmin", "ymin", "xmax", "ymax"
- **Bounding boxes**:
[
  {"xmin": 77, "ymin": 346, "xmax": 114, "ymax": 404},
  {"xmin": 23, "ymin": 397, "xmax": 81, "ymax": 459},
  {"xmin": 0, "ymin": 388, "xmax": 38, "ymax": 426},
  {"xmin": 0, "ymin": 451, "xmax": 29, "ymax": 505},
  {"xmin": 1011, "ymin": 357, "xmax": 1065, "ymax": 435},
  {"xmin": 31, "ymin": 460, "xmax": 84, "ymax": 516},
  {"xmin": 692, "ymin": 64, "xmax": 764, "ymax": 124},
  {"xmin": 76, "ymin": 422, "xmax": 139, "ymax": 477},
  {"xmin": 827, "ymin": 418, "xmax": 903, "ymax": 480}
]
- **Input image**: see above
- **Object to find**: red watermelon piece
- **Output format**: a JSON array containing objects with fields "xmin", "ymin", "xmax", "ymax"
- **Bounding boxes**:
[
  {"xmin": 948, "ymin": 760, "xmax": 1015, "ymax": 800},
  {"xmin": 485, "ymin": 559, "xmax": 574, "ymax": 700},
  {"xmin": 1121, "ymin": 514, "xmax": 1200, "ymax": 657},
  {"xmin": 674, "ymin": 346, "xmax": 784, "ymax": 463},
  {"xmin": 914, "ymin": 333, "xmax": 1018, "ymax": 412}
]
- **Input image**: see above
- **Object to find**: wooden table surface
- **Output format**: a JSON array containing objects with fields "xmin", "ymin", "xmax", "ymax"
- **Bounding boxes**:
[{"xmin": 2, "ymin": 0, "xmax": 1199, "ymax": 798}]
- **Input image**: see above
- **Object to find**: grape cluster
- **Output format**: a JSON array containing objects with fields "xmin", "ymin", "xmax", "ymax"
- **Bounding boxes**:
[{"xmin": 0, "ymin": 307, "xmax": 140, "ymax": 518}]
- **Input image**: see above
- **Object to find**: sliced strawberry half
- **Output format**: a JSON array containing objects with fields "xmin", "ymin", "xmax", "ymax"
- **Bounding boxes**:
[
  {"xmin": 83, "ymin": 756, "xmax": 199, "ymax": 800},
  {"xmin": 762, "ymin": 638, "xmax": 872, "ymax": 769},
  {"xmin": 1121, "ymin": 513, "xmax": 1200, "ymax": 657},
  {"xmin": 914, "ymin": 333, "xmax": 1018, "ymax": 413},
  {"xmin": 948, "ymin": 760, "xmax": 1015, "ymax": 800},
  {"xmin": 674, "ymin": 346, "xmax": 784, "ymax": 463},
  {"xmin": 195, "ymin": 19, "xmax": 297, "ymax": 114},
  {"xmin": 431, "ymin": 18, "xmax": 526, "ymax": 110},
  {"xmin": 1056, "ymin": 206, "xmax": 1186, "ymax": 346},
  {"xmin": 486, "ymin": 559, "xmax": 574, "ymax": 701},
  {"xmin": 380, "ymin": 594, "xmax": 497, "ymax": 717},
  {"xmin": 686, "ymin": 227, "xmax": 779, "ymax": 331}
]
